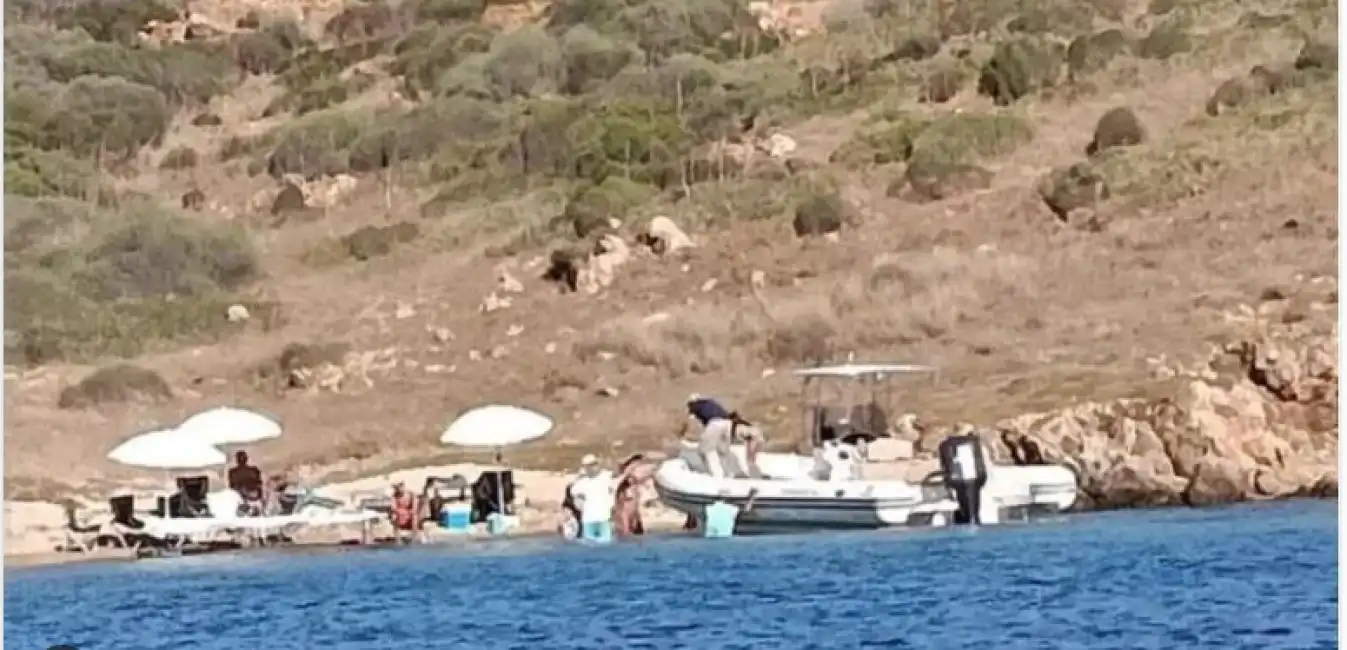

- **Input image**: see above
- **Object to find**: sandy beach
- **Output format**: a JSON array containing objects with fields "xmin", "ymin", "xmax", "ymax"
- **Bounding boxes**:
[{"xmin": 4, "ymin": 462, "xmax": 687, "ymax": 568}]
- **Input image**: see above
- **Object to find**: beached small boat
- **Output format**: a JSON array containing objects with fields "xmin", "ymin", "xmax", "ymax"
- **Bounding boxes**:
[
  {"xmin": 654, "ymin": 363, "xmax": 1079, "ymax": 534},
  {"xmin": 655, "ymin": 443, "xmax": 1078, "ymax": 533}
]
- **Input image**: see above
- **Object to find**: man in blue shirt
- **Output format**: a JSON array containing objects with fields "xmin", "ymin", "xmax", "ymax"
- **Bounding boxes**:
[{"xmin": 680, "ymin": 394, "xmax": 765, "ymax": 478}]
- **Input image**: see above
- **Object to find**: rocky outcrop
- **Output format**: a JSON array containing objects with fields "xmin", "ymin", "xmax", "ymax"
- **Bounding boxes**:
[{"xmin": 985, "ymin": 321, "xmax": 1337, "ymax": 510}]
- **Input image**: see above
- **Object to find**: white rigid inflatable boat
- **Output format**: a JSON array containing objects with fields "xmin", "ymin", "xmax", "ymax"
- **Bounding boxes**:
[{"xmin": 654, "ymin": 438, "xmax": 1079, "ymax": 533}]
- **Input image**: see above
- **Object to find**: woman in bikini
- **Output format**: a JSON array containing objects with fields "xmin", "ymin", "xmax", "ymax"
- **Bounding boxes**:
[
  {"xmin": 612, "ymin": 455, "xmax": 654, "ymax": 537},
  {"xmin": 389, "ymin": 482, "xmax": 419, "ymax": 544}
]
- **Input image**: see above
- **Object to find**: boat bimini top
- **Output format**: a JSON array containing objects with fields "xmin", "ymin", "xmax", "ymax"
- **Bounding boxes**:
[{"xmin": 793, "ymin": 361, "xmax": 937, "ymax": 449}]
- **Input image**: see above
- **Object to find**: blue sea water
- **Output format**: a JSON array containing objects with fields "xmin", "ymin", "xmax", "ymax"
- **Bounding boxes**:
[{"xmin": 6, "ymin": 501, "xmax": 1338, "ymax": 650}]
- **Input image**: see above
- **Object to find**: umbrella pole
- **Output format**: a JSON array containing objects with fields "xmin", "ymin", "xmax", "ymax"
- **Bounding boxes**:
[{"xmin": 494, "ymin": 447, "xmax": 505, "ymax": 525}]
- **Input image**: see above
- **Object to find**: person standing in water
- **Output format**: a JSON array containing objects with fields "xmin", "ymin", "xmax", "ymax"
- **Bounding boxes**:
[
  {"xmin": 612, "ymin": 455, "xmax": 655, "ymax": 537},
  {"xmin": 389, "ymin": 481, "xmax": 419, "ymax": 544},
  {"xmin": 568, "ymin": 454, "xmax": 617, "ymax": 543}
]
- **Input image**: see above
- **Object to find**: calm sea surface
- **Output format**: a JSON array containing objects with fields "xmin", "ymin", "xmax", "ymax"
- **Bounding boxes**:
[{"xmin": 6, "ymin": 501, "xmax": 1337, "ymax": 650}]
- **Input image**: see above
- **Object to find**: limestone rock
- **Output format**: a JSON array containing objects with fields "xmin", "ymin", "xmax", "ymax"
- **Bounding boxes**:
[
  {"xmin": 497, "ymin": 266, "xmax": 525, "ymax": 294},
  {"xmin": 647, "ymin": 216, "xmax": 695, "ymax": 256},
  {"xmin": 972, "ymin": 323, "xmax": 1337, "ymax": 509}
]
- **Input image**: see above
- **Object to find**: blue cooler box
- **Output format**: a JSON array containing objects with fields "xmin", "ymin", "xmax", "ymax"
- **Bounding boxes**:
[{"xmin": 441, "ymin": 504, "xmax": 472, "ymax": 533}]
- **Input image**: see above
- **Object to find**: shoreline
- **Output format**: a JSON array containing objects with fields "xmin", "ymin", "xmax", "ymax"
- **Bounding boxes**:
[
  {"xmin": 4, "ymin": 517, "xmax": 692, "ymax": 571},
  {"xmin": 8, "ymin": 496, "xmax": 1337, "ymax": 572}
]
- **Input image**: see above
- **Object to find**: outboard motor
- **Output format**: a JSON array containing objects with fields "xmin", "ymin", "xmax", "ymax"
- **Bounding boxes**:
[{"xmin": 937, "ymin": 434, "xmax": 989, "ymax": 525}]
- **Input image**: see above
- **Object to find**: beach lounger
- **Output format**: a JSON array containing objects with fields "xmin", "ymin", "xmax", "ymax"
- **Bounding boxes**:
[
  {"xmin": 203, "ymin": 491, "xmax": 307, "ymax": 543},
  {"xmin": 138, "ymin": 492, "xmax": 308, "ymax": 547},
  {"xmin": 139, "ymin": 512, "xmax": 307, "ymax": 544},
  {"xmin": 294, "ymin": 505, "xmax": 383, "ymax": 526},
  {"xmin": 107, "ymin": 495, "xmax": 160, "ymax": 549},
  {"xmin": 60, "ymin": 502, "xmax": 139, "ymax": 553},
  {"xmin": 174, "ymin": 476, "xmax": 212, "ymax": 517}
]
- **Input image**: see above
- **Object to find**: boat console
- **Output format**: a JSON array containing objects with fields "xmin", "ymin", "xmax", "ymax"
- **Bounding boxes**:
[{"xmin": 808, "ymin": 441, "xmax": 863, "ymax": 482}]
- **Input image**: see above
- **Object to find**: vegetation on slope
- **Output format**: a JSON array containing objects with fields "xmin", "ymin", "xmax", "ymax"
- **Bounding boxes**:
[{"xmin": 2, "ymin": 0, "xmax": 1336, "ymax": 373}]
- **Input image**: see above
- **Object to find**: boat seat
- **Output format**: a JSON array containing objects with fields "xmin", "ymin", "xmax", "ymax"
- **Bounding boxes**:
[{"xmin": 866, "ymin": 438, "xmax": 914, "ymax": 462}]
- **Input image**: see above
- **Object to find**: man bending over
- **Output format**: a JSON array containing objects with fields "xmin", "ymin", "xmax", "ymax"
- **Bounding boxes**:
[{"xmin": 680, "ymin": 394, "xmax": 766, "ymax": 479}]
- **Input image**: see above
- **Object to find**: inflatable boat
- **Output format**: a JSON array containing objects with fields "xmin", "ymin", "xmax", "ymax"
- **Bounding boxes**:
[{"xmin": 654, "ymin": 436, "xmax": 1078, "ymax": 534}]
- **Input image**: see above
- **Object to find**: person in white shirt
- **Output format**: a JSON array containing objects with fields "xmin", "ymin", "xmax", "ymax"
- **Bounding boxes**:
[{"xmin": 567, "ymin": 454, "xmax": 617, "ymax": 542}]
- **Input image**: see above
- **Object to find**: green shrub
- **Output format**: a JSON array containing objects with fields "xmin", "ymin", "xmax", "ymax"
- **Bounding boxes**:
[
  {"xmin": 567, "ymin": 99, "xmax": 692, "ymax": 185},
  {"xmin": 680, "ymin": 177, "xmax": 806, "ymax": 227},
  {"xmin": 793, "ymin": 190, "xmax": 846, "ymax": 236},
  {"xmin": 5, "ymin": 200, "xmax": 271, "ymax": 366},
  {"xmin": 232, "ymin": 19, "xmax": 312, "ymax": 74},
  {"xmin": 264, "ymin": 108, "xmax": 371, "ymax": 179},
  {"xmin": 352, "ymin": 97, "xmax": 514, "ymax": 173},
  {"xmin": 7, "ymin": 282, "xmax": 282, "ymax": 366},
  {"xmin": 411, "ymin": 0, "xmax": 487, "ymax": 23},
  {"xmin": 4, "ymin": 148, "xmax": 104, "ymax": 200},
  {"xmin": 1037, "ymin": 160, "xmax": 1110, "ymax": 221},
  {"xmin": 1005, "ymin": 4, "xmax": 1095, "ymax": 36},
  {"xmin": 277, "ymin": 39, "xmax": 388, "ymax": 96},
  {"xmin": 1067, "ymin": 29, "xmax": 1132, "ymax": 79},
  {"xmin": 340, "ymin": 222, "xmax": 421, "ymax": 261},
  {"xmin": 44, "ymin": 76, "xmax": 172, "ymax": 159},
  {"xmin": 907, "ymin": 113, "xmax": 1034, "ymax": 170},
  {"xmin": 435, "ymin": 54, "xmax": 498, "ymax": 100},
  {"xmin": 829, "ymin": 116, "xmax": 929, "ymax": 167},
  {"xmin": 265, "ymin": 73, "xmax": 376, "ymax": 117},
  {"xmin": 1137, "ymin": 22, "xmax": 1193, "ymax": 60},
  {"xmin": 323, "ymin": 1, "xmax": 397, "ymax": 43},
  {"xmin": 514, "ymin": 97, "xmax": 588, "ymax": 176},
  {"xmin": 57, "ymin": 364, "xmax": 173, "ymax": 409},
  {"xmin": 977, "ymin": 37, "xmax": 1065, "ymax": 105},
  {"xmin": 159, "ymin": 146, "xmax": 200, "ymax": 170},
  {"xmin": 559, "ymin": 25, "xmax": 635, "ymax": 94},
  {"xmin": 391, "ymin": 23, "xmax": 495, "ymax": 94},
  {"xmin": 547, "ymin": 0, "xmax": 627, "ymax": 31},
  {"xmin": 75, "ymin": 203, "xmax": 260, "ymax": 300},
  {"xmin": 936, "ymin": 0, "xmax": 1021, "ymax": 37},
  {"xmin": 4, "ymin": 196, "xmax": 100, "ymax": 254},
  {"xmin": 556, "ymin": 176, "xmax": 656, "ymax": 238},
  {"xmin": 49, "ymin": 0, "xmax": 180, "ymax": 44},
  {"xmin": 612, "ymin": 0, "xmax": 780, "ymax": 62},
  {"xmin": 34, "ymin": 39, "xmax": 238, "ymax": 106},
  {"xmin": 483, "ymin": 25, "xmax": 563, "ymax": 99}
]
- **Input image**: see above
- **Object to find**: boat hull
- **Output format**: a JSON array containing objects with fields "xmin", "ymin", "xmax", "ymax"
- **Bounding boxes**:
[{"xmin": 654, "ymin": 446, "xmax": 1078, "ymax": 533}]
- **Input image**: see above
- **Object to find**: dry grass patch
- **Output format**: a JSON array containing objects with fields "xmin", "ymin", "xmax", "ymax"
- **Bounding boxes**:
[
  {"xmin": 1040, "ymin": 70, "xmax": 1335, "ymax": 222},
  {"xmin": 575, "ymin": 247, "xmax": 1042, "ymax": 377}
]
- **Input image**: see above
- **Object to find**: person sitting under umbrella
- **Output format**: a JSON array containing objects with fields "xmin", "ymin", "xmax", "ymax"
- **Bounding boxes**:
[
  {"xmin": 228, "ymin": 451, "xmax": 265, "ymax": 516},
  {"xmin": 420, "ymin": 479, "xmax": 447, "ymax": 530}
]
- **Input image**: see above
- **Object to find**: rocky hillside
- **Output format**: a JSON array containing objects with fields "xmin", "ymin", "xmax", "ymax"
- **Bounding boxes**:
[{"xmin": 3, "ymin": 0, "xmax": 1337, "ymax": 506}]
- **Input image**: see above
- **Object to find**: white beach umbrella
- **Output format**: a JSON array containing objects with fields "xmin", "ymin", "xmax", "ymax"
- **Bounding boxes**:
[
  {"xmin": 108, "ymin": 429, "xmax": 227, "ymax": 520},
  {"xmin": 439, "ymin": 404, "xmax": 553, "ymax": 448},
  {"xmin": 108, "ymin": 428, "xmax": 228, "ymax": 470},
  {"xmin": 177, "ymin": 406, "xmax": 282, "ymax": 447},
  {"xmin": 439, "ymin": 405, "xmax": 554, "ymax": 522}
]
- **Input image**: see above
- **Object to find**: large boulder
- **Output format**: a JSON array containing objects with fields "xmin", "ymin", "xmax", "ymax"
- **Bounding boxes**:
[{"xmin": 976, "ymin": 322, "xmax": 1338, "ymax": 509}]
